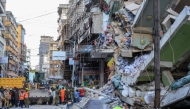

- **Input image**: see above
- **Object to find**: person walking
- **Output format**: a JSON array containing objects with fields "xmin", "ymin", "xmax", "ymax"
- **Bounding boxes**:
[
  {"xmin": 60, "ymin": 87, "xmax": 65, "ymax": 104},
  {"xmin": 14, "ymin": 88, "xmax": 19, "ymax": 107},
  {"xmin": 19, "ymin": 90, "xmax": 25, "ymax": 108},
  {"xmin": 24, "ymin": 88, "xmax": 30, "ymax": 108}
]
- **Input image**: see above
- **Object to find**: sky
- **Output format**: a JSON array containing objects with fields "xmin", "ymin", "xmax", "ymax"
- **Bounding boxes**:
[{"xmin": 6, "ymin": 0, "xmax": 69, "ymax": 69}]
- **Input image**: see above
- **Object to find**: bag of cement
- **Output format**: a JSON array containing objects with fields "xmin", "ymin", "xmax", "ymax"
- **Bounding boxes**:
[
  {"xmin": 144, "ymin": 91, "xmax": 155, "ymax": 104},
  {"xmin": 129, "ymin": 87, "xmax": 136, "ymax": 97},
  {"xmin": 171, "ymin": 75, "xmax": 190, "ymax": 90}
]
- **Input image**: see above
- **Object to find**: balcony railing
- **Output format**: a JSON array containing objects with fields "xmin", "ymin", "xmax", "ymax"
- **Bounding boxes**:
[{"xmin": 6, "ymin": 46, "xmax": 18, "ymax": 56}]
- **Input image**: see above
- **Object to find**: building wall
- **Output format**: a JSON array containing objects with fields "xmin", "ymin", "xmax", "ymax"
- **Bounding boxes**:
[{"xmin": 39, "ymin": 36, "xmax": 54, "ymax": 73}]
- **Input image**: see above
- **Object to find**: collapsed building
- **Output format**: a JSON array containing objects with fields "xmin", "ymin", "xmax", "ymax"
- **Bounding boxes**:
[{"xmin": 57, "ymin": 0, "xmax": 190, "ymax": 108}]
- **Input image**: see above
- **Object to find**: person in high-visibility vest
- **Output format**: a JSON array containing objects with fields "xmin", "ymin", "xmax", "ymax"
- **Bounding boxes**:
[
  {"xmin": 60, "ymin": 87, "xmax": 65, "ymax": 104},
  {"xmin": 24, "ymin": 88, "xmax": 30, "ymax": 108},
  {"xmin": 19, "ymin": 90, "xmax": 25, "ymax": 108}
]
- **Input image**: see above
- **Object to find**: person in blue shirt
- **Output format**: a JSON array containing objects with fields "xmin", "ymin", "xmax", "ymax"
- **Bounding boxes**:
[{"xmin": 74, "ymin": 90, "xmax": 80, "ymax": 103}]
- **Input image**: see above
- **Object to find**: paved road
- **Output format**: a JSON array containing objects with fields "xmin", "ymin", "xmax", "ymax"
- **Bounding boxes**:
[
  {"xmin": 83, "ymin": 100, "xmax": 110, "ymax": 109},
  {"xmin": 10, "ymin": 105, "xmax": 67, "ymax": 109}
]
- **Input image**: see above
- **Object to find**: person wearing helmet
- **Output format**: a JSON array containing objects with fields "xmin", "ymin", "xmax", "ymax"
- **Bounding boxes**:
[
  {"xmin": 19, "ymin": 90, "xmax": 24, "ymax": 108},
  {"xmin": 24, "ymin": 88, "xmax": 30, "ymax": 108}
]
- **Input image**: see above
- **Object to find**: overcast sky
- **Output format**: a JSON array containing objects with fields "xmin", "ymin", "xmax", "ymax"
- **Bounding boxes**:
[{"xmin": 6, "ymin": 0, "xmax": 69, "ymax": 69}]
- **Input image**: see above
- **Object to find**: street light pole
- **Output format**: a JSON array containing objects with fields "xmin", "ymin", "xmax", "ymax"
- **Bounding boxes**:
[
  {"xmin": 7, "ymin": 56, "xmax": 10, "ymax": 78},
  {"xmin": 72, "ymin": 41, "xmax": 75, "ymax": 88}
]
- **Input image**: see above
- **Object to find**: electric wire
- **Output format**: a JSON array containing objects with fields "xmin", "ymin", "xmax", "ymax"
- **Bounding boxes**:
[{"xmin": 18, "ymin": 11, "xmax": 56, "ymax": 22}]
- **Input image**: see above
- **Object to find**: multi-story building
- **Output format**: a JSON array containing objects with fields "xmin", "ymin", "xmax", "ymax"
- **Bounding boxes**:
[
  {"xmin": 4, "ymin": 11, "xmax": 18, "ymax": 74},
  {"xmin": 24, "ymin": 49, "xmax": 31, "ymax": 71},
  {"xmin": 48, "ymin": 41, "xmax": 59, "ymax": 76},
  {"xmin": 57, "ymin": 0, "xmax": 190, "ymax": 108},
  {"xmin": 39, "ymin": 36, "xmax": 54, "ymax": 73},
  {"xmin": 17, "ymin": 23, "xmax": 26, "ymax": 74},
  {"xmin": 0, "ymin": 0, "xmax": 6, "ymax": 77}
]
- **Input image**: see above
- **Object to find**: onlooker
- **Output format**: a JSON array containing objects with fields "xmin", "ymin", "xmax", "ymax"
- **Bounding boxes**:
[
  {"xmin": 79, "ymin": 86, "xmax": 85, "ymax": 97},
  {"xmin": 4, "ymin": 87, "xmax": 10, "ymax": 108},
  {"xmin": 74, "ymin": 90, "xmax": 80, "ymax": 103},
  {"xmin": 14, "ymin": 88, "xmax": 19, "ymax": 107},
  {"xmin": 52, "ymin": 87, "xmax": 56, "ymax": 105},
  {"xmin": 9, "ymin": 88, "xmax": 15, "ymax": 107}
]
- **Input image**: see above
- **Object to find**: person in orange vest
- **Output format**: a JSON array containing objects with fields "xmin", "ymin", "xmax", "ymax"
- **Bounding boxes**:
[
  {"xmin": 60, "ymin": 87, "xmax": 65, "ymax": 104},
  {"xmin": 24, "ymin": 88, "xmax": 30, "ymax": 108},
  {"xmin": 19, "ymin": 90, "xmax": 25, "ymax": 108}
]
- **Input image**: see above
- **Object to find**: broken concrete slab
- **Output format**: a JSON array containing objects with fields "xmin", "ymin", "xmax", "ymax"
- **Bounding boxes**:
[{"xmin": 162, "ymin": 70, "xmax": 174, "ymax": 86}]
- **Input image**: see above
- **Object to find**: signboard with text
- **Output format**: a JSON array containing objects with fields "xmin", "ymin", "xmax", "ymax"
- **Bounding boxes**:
[
  {"xmin": 0, "ymin": 57, "xmax": 8, "ymax": 64},
  {"xmin": 52, "ymin": 51, "xmax": 66, "ymax": 60}
]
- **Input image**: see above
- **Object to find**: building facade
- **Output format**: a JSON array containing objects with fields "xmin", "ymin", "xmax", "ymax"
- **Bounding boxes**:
[
  {"xmin": 57, "ymin": 0, "xmax": 190, "ymax": 108},
  {"xmin": 39, "ymin": 36, "xmax": 54, "ymax": 73},
  {"xmin": 4, "ymin": 11, "xmax": 18, "ymax": 74},
  {"xmin": 17, "ymin": 23, "xmax": 27, "ymax": 75},
  {"xmin": 0, "ymin": 0, "xmax": 6, "ymax": 77},
  {"xmin": 24, "ymin": 49, "xmax": 31, "ymax": 72}
]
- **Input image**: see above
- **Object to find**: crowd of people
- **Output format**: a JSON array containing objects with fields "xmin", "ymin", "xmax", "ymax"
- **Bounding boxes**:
[
  {"xmin": 0, "ymin": 86, "xmax": 30, "ymax": 108},
  {"xmin": 47, "ymin": 85, "xmax": 85, "ymax": 106}
]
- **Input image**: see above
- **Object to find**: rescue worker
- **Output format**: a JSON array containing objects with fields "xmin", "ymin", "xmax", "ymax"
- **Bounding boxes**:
[
  {"xmin": 55, "ymin": 86, "xmax": 59, "ymax": 106},
  {"xmin": 24, "ymin": 88, "xmax": 30, "ymax": 108},
  {"xmin": 14, "ymin": 88, "xmax": 19, "ymax": 107},
  {"xmin": 60, "ymin": 87, "xmax": 65, "ymax": 104},
  {"xmin": 19, "ymin": 90, "xmax": 25, "ymax": 108},
  {"xmin": 4, "ymin": 87, "xmax": 10, "ymax": 108}
]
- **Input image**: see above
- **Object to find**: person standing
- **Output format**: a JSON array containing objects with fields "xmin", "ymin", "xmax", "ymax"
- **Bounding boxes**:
[
  {"xmin": 55, "ymin": 86, "xmax": 59, "ymax": 106},
  {"xmin": 24, "ymin": 88, "xmax": 30, "ymax": 108},
  {"xmin": 48, "ymin": 87, "xmax": 53, "ymax": 105},
  {"xmin": 19, "ymin": 90, "xmax": 25, "ymax": 108},
  {"xmin": 9, "ymin": 88, "xmax": 15, "ymax": 107},
  {"xmin": 0, "ymin": 88, "xmax": 4, "ymax": 108},
  {"xmin": 14, "ymin": 88, "xmax": 19, "ymax": 107},
  {"xmin": 79, "ymin": 86, "xmax": 85, "ymax": 97},
  {"xmin": 60, "ymin": 87, "xmax": 65, "ymax": 104},
  {"xmin": 74, "ymin": 90, "xmax": 80, "ymax": 103},
  {"xmin": 52, "ymin": 87, "xmax": 56, "ymax": 105},
  {"xmin": 4, "ymin": 88, "xmax": 10, "ymax": 108}
]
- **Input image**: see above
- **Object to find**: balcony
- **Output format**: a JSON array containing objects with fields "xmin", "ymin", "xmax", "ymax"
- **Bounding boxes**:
[
  {"xmin": 0, "ymin": 2, "xmax": 5, "ymax": 14},
  {"xmin": 49, "ymin": 68, "xmax": 58, "ymax": 71},
  {"xmin": 9, "ymin": 60, "xmax": 15, "ymax": 65},
  {"xmin": 6, "ymin": 46, "xmax": 18, "ymax": 56},
  {"xmin": 50, "ymin": 47, "xmax": 58, "ymax": 51},
  {"xmin": 4, "ymin": 33, "xmax": 18, "ymax": 46}
]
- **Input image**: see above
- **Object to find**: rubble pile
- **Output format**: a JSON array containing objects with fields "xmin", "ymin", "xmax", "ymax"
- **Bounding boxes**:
[{"xmin": 90, "ymin": 0, "xmax": 167, "ymax": 108}]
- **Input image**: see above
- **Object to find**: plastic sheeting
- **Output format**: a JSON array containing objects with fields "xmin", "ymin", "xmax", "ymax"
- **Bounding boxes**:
[{"xmin": 171, "ymin": 75, "xmax": 190, "ymax": 90}]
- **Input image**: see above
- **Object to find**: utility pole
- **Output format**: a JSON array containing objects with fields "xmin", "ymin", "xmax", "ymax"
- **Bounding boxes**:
[
  {"xmin": 72, "ymin": 40, "xmax": 75, "ymax": 88},
  {"xmin": 153, "ymin": 0, "xmax": 161, "ymax": 108}
]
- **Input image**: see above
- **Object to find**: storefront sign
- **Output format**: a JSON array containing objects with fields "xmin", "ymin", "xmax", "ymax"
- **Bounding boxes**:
[{"xmin": 0, "ymin": 57, "xmax": 8, "ymax": 64}]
